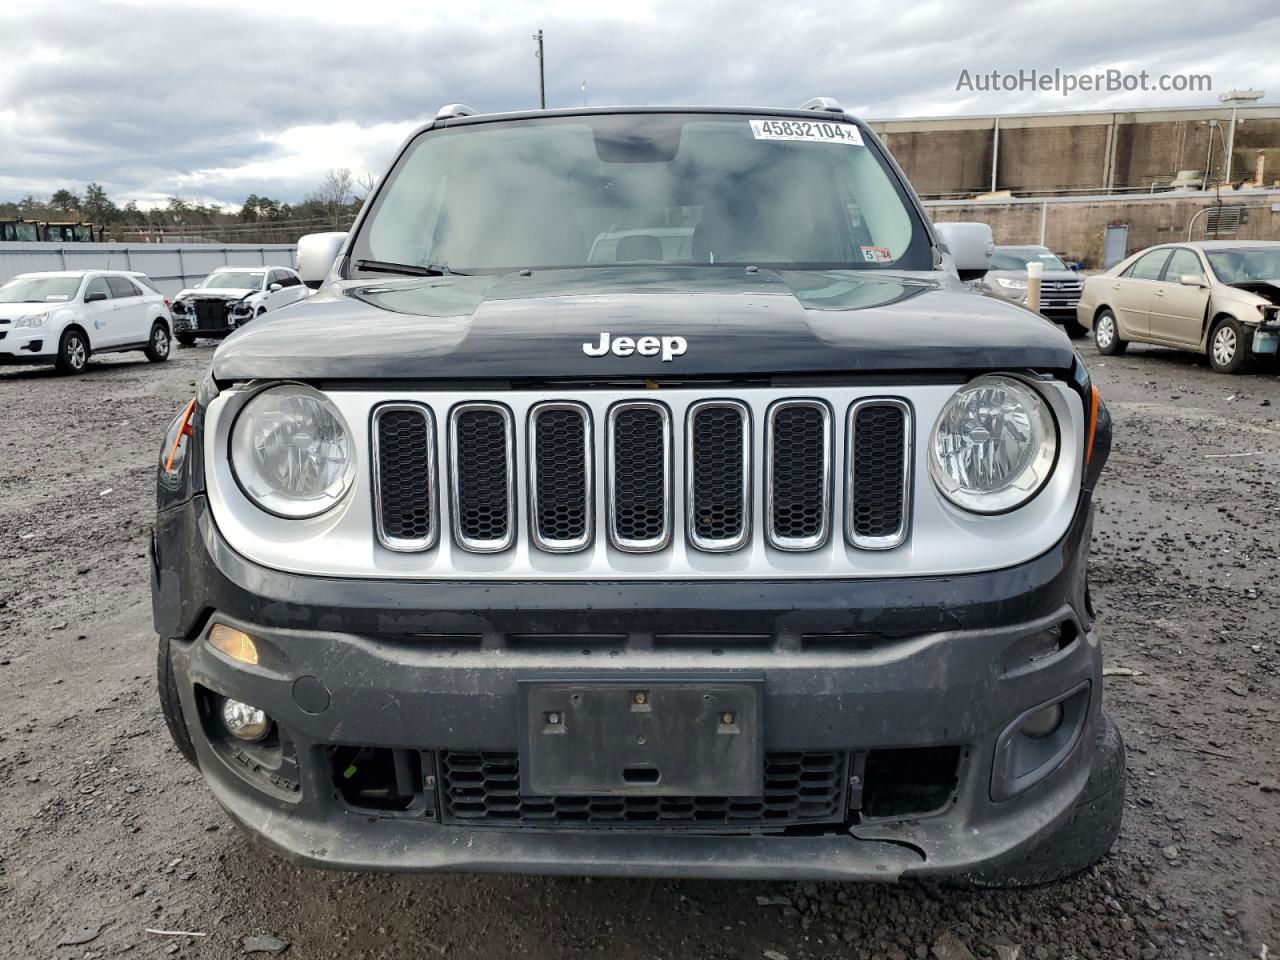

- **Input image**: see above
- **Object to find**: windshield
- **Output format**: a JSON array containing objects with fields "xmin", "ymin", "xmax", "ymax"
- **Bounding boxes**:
[
  {"xmin": 1204, "ymin": 248, "xmax": 1280, "ymax": 284},
  {"xmin": 990, "ymin": 248, "xmax": 1068, "ymax": 271},
  {"xmin": 200, "ymin": 271, "xmax": 263, "ymax": 289},
  {"xmin": 353, "ymin": 113, "xmax": 931, "ymax": 274},
  {"xmin": 0, "ymin": 276, "xmax": 82, "ymax": 303}
]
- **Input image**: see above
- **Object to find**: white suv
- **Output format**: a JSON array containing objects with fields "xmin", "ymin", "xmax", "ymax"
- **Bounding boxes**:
[
  {"xmin": 171, "ymin": 266, "xmax": 309, "ymax": 345},
  {"xmin": 0, "ymin": 270, "xmax": 173, "ymax": 374}
]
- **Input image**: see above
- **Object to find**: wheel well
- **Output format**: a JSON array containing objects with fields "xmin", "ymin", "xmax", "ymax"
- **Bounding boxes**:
[
  {"xmin": 152, "ymin": 314, "xmax": 171, "ymax": 334},
  {"xmin": 60, "ymin": 323, "xmax": 90, "ymax": 350},
  {"xmin": 1093, "ymin": 305, "xmax": 1114, "ymax": 322}
]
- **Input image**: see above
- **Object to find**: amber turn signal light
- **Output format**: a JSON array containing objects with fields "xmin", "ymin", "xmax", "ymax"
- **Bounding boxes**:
[
  {"xmin": 208, "ymin": 624, "xmax": 259, "ymax": 666},
  {"xmin": 165, "ymin": 397, "xmax": 197, "ymax": 473}
]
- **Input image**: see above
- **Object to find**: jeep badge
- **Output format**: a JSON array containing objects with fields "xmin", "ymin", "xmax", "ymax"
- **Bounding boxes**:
[{"xmin": 583, "ymin": 332, "xmax": 687, "ymax": 362}]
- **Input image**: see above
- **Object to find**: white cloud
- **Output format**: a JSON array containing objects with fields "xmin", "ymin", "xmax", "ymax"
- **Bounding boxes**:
[{"xmin": 1, "ymin": 0, "xmax": 1277, "ymax": 206}]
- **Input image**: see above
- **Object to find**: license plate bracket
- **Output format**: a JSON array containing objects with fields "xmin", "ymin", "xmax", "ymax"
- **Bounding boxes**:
[{"xmin": 519, "ymin": 678, "xmax": 763, "ymax": 797}]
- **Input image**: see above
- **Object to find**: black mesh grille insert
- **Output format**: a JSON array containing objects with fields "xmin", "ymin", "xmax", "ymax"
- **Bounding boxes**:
[
  {"xmin": 690, "ymin": 405, "xmax": 747, "ymax": 546},
  {"xmin": 375, "ymin": 407, "xmax": 434, "ymax": 545},
  {"xmin": 533, "ymin": 407, "xmax": 589, "ymax": 547},
  {"xmin": 610, "ymin": 406, "xmax": 667, "ymax": 547},
  {"xmin": 452, "ymin": 407, "xmax": 511, "ymax": 546},
  {"xmin": 769, "ymin": 404, "xmax": 828, "ymax": 544},
  {"xmin": 439, "ymin": 751, "xmax": 847, "ymax": 829},
  {"xmin": 850, "ymin": 404, "xmax": 908, "ymax": 543}
]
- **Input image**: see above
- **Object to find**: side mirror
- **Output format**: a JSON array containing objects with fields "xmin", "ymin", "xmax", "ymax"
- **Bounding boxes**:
[
  {"xmin": 1178, "ymin": 274, "xmax": 1206, "ymax": 287},
  {"xmin": 85, "ymin": 291, "xmax": 108, "ymax": 303},
  {"xmin": 296, "ymin": 232, "xmax": 348, "ymax": 289},
  {"xmin": 934, "ymin": 222, "xmax": 994, "ymax": 280},
  {"xmin": 269, "ymin": 282, "xmax": 283, "ymax": 292}
]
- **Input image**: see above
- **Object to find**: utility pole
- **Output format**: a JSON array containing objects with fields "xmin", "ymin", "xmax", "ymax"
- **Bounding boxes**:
[{"xmin": 533, "ymin": 30, "xmax": 545, "ymax": 109}]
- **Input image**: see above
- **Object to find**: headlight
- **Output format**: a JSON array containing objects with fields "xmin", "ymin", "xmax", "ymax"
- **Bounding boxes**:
[
  {"xmin": 995, "ymin": 277, "xmax": 1028, "ymax": 290},
  {"xmin": 231, "ymin": 299, "xmax": 253, "ymax": 314},
  {"xmin": 929, "ymin": 375, "xmax": 1058, "ymax": 514},
  {"xmin": 15, "ymin": 312, "xmax": 48, "ymax": 328},
  {"xmin": 230, "ymin": 384, "xmax": 355, "ymax": 518}
]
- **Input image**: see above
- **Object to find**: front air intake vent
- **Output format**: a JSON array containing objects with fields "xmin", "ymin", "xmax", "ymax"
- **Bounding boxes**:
[
  {"xmin": 529, "ymin": 402, "xmax": 593, "ymax": 553},
  {"xmin": 846, "ymin": 400, "xmax": 912, "ymax": 550},
  {"xmin": 765, "ymin": 400, "xmax": 832, "ymax": 551},
  {"xmin": 372, "ymin": 404, "xmax": 437, "ymax": 551},
  {"xmin": 607, "ymin": 401, "xmax": 671, "ymax": 552},
  {"xmin": 686, "ymin": 401, "xmax": 750, "ymax": 552},
  {"xmin": 449, "ymin": 403, "xmax": 515, "ymax": 552}
]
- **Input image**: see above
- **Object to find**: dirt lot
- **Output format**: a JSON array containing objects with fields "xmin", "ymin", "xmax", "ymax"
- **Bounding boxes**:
[{"xmin": 0, "ymin": 342, "xmax": 1277, "ymax": 960}]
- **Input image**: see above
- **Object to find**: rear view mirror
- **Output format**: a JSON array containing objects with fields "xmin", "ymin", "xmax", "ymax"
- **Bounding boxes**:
[
  {"xmin": 934, "ymin": 222, "xmax": 994, "ymax": 280},
  {"xmin": 296, "ymin": 232, "xmax": 349, "ymax": 289},
  {"xmin": 1178, "ymin": 274, "xmax": 1206, "ymax": 287},
  {"xmin": 85, "ymin": 291, "xmax": 108, "ymax": 303}
]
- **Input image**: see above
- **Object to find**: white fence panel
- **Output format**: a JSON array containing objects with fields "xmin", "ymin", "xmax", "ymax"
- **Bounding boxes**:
[{"xmin": 0, "ymin": 242, "xmax": 298, "ymax": 297}]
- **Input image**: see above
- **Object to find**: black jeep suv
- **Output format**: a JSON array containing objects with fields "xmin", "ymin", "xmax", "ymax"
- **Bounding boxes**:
[{"xmin": 151, "ymin": 100, "xmax": 1122, "ymax": 884}]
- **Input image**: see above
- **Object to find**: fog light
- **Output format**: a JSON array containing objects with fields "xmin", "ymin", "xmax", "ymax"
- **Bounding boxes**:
[
  {"xmin": 221, "ymin": 698, "xmax": 272, "ymax": 741},
  {"xmin": 1020, "ymin": 702, "xmax": 1064, "ymax": 739},
  {"xmin": 209, "ymin": 624, "xmax": 258, "ymax": 665}
]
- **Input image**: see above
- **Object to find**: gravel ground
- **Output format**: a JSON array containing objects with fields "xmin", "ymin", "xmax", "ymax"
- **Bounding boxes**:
[{"xmin": 0, "ymin": 342, "xmax": 1276, "ymax": 960}]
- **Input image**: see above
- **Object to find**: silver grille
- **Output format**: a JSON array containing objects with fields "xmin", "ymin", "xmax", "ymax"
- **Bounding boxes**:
[
  {"xmin": 372, "ymin": 393, "xmax": 913, "ymax": 558},
  {"xmin": 607, "ymin": 401, "xmax": 672, "ymax": 552},
  {"xmin": 372, "ymin": 403, "xmax": 438, "ymax": 552},
  {"xmin": 765, "ymin": 400, "xmax": 833, "ymax": 551},
  {"xmin": 846, "ymin": 399, "xmax": 912, "ymax": 550},
  {"xmin": 529, "ymin": 402, "xmax": 593, "ymax": 553},
  {"xmin": 686, "ymin": 400, "xmax": 751, "ymax": 552},
  {"xmin": 448, "ymin": 403, "xmax": 515, "ymax": 553}
]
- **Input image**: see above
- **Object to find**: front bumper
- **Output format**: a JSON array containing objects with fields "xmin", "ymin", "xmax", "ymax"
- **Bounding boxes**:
[
  {"xmin": 0, "ymin": 325, "xmax": 52, "ymax": 361},
  {"xmin": 152, "ymin": 494, "xmax": 1110, "ymax": 880}
]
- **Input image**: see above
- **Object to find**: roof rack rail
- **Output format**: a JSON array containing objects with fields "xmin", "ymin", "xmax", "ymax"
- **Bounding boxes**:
[
  {"xmin": 435, "ymin": 103, "xmax": 479, "ymax": 121},
  {"xmin": 798, "ymin": 97, "xmax": 844, "ymax": 113}
]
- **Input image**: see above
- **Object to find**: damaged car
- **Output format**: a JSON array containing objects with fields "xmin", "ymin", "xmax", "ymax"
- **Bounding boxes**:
[
  {"xmin": 152, "ymin": 100, "xmax": 1122, "ymax": 886},
  {"xmin": 170, "ymin": 266, "xmax": 307, "ymax": 346},
  {"xmin": 1078, "ymin": 240, "xmax": 1280, "ymax": 373}
]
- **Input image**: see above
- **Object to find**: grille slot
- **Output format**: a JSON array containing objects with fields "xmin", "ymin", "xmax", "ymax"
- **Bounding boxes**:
[
  {"xmin": 686, "ymin": 401, "xmax": 750, "ymax": 552},
  {"xmin": 372, "ymin": 404, "xmax": 437, "ymax": 551},
  {"xmin": 448, "ymin": 403, "xmax": 515, "ymax": 552},
  {"xmin": 529, "ymin": 403, "xmax": 593, "ymax": 552},
  {"xmin": 846, "ymin": 400, "xmax": 912, "ymax": 550},
  {"xmin": 766, "ymin": 400, "xmax": 832, "ymax": 550},
  {"xmin": 439, "ymin": 751, "xmax": 847, "ymax": 830},
  {"xmin": 607, "ymin": 402, "xmax": 671, "ymax": 552}
]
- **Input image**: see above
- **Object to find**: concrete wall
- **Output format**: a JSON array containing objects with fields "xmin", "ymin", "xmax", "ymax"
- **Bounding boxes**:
[
  {"xmin": 926, "ymin": 192, "xmax": 1280, "ymax": 268},
  {"xmin": 0, "ymin": 243, "xmax": 297, "ymax": 296},
  {"xmin": 872, "ymin": 105, "xmax": 1280, "ymax": 199}
]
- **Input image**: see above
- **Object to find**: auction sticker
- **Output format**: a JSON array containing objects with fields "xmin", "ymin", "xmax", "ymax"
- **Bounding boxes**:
[{"xmin": 750, "ymin": 118, "xmax": 863, "ymax": 146}]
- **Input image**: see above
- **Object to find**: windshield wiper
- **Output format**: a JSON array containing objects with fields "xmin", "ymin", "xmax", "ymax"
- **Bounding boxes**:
[{"xmin": 353, "ymin": 259, "xmax": 467, "ymax": 277}]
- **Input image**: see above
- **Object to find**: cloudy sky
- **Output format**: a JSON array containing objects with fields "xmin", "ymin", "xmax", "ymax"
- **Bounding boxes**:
[{"xmin": 2, "ymin": 0, "xmax": 1277, "ymax": 209}]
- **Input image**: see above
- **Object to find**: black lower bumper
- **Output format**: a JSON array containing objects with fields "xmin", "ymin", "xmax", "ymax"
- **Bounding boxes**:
[{"xmin": 151, "ymin": 495, "xmax": 1114, "ymax": 880}]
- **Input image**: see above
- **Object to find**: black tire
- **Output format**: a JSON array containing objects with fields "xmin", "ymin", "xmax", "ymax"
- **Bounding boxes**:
[
  {"xmin": 176, "ymin": 333, "xmax": 197, "ymax": 347},
  {"xmin": 256, "ymin": 308, "xmax": 266, "ymax": 318},
  {"xmin": 1207, "ymin": 317, "xmax": 1252, "ymax": 374},
  {"xmin": 960, "ymin": 713, "xmax": 1126, "ymax": 888},
  {"xmin": 157, "ymin": 636, "xmax": 199, "ymax": 768},
  {"xmin": 145, "ymin": 321, "xmax": 171, "ymax": 363},
  {"xmin": 55, "ymin": 328, "xmax": 90, "ymax": 374},
  {"xmin": 1093, "ymin": 310, "xmax": 1127, "ymax": 356}
]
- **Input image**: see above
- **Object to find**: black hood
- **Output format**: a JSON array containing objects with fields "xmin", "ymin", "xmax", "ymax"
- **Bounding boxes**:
[{"xmin": 211, "ymin": 267, "xmax": 1076, "ymax": 382}]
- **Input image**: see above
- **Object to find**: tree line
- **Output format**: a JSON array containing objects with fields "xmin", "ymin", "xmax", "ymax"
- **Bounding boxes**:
[{"xmin": 0, "ymin": 168, "xmax": 373, "ymax": 233}]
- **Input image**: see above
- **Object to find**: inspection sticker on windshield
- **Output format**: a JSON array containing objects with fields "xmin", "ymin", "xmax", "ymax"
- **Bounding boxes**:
[{"xmin": 750, "ymin": 118, "xmax": 863, "ymax": 146}]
